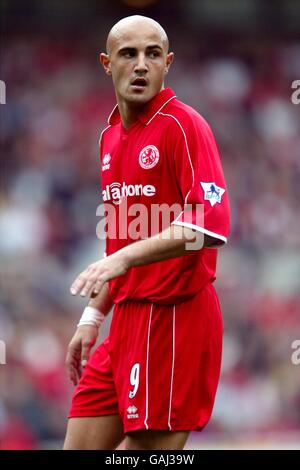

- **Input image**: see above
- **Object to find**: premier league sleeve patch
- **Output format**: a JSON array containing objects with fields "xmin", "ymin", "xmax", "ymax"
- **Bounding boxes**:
[{"xmin": 200, "ymin": 182, "xmax": 225, "ymax": 207}]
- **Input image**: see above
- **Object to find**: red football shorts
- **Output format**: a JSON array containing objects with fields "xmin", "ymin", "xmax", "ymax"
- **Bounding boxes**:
[{"xmin": 69, "ymin": 283, "xmax": 223, "ymax": 433}]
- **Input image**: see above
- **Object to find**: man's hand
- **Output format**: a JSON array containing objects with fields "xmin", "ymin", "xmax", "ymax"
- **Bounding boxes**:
[
  {"xmin": 69, "ymin": 225, "xmax": 206, "ymax": 299},
  {"xmin": 70, "ymin": 252, "xmax": 129, "ymax": 297},
  {"xmin": 65, "ymin": 325, "xmax": 98, "ymax": 386}
]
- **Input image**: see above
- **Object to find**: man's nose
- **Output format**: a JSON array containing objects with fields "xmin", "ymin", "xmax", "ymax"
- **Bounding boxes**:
[{"xmin": 134, "ymin": 53, "xmax": 148, "ymax": 73}]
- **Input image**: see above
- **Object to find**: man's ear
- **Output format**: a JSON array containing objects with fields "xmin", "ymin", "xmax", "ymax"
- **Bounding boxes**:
[
  {"xmin": 99, "ymin": 53, "xmax": 112, "ymax": 75},
  {"xmin": 165, "ymin": 52, "xmax": 174, "ymax": 74}
]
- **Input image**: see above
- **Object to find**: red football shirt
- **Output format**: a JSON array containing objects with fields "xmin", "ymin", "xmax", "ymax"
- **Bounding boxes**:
[{"xmin": 99, "ymin": 88, "xmax": 230, "ymax": 305}]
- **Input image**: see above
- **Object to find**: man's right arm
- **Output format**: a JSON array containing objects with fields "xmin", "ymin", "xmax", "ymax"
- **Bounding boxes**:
[
  {"xmin": 88, "ymin": 281, "xmax": 113, "ymax": 314},
  {"xmin": 65, "ymin": 282, "xmax": 113, "ymax": 386}
]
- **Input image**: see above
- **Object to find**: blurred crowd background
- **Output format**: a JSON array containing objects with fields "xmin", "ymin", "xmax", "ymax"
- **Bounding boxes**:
[{"xmin": 1, "ymin": 0, "xmax": 300, "ymax": 449}]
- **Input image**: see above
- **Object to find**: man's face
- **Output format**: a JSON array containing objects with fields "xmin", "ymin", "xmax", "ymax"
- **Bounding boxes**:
[{"xmin": 101, "ymin": 25, "xmax": 173, "ymax": 107}]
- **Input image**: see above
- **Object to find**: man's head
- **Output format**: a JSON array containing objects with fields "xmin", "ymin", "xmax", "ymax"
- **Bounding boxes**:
[{"xmin": 100, "ymin": 16, "xmax": 174, "ymax": 107}]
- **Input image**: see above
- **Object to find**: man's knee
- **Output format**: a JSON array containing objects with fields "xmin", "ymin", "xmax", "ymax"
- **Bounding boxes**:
[{"xmin": 125, "ymin": 429, "xmax": 189, "ymax": 450}]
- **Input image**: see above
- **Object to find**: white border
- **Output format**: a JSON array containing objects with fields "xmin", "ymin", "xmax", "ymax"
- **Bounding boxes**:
[
  {"xmin": 107, "ymin": 104, "xmax": 118, "ymax": 124},
  {"xmin": 107, "ymin": 95, "xmax": 176, "ymax": 128},
  {"xmin": 146, "ymin": 95, "xmax": 177, "ymax": 126},
  {"xmin": 98, "ymin": 124, "xmax": 112, "ymax": 149},
  {"xmin": 159, "ymin": 111, "xmax": 195, "ymax": 204},
  {"xmin": 144, "ymin": 303, "xmax": 153, "ymax": 429},
  {"xmin": 168, "ymin": 305, "xmax": 176, "ymax": 430},
  {"xmin": 171, "ymin": 220, "xmax": 227, "ymax": 244}
]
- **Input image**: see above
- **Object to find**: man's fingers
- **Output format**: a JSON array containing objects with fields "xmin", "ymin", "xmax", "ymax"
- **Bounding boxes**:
[
  {"xmin": 70, "ymin": 271, "xmax": 99, "ymax": 297},
  {"xmin": 92, "ymin": 278, "xmax": 105, "ymax": 296},
  {"xmin": 70, "ymin": 269, "xmax": 92, "ymax": 295},
  {"xmin": 80, "ymin": 275, "xmax": 106, "ymax": 297},
  {"xmin": 79, "ymin": 278, "xmax": 97, "ymax": 298},
  {"xmin": 66, "ymin": 355, "xmax": 79, "ymax": 385},
  {"xmin": 81, "ymin": 341, "xmax": 92, "ymax": 367},
  {"xmin": 70, "ymin": 276, "xmax": 86, "ymax": 295},
  {"xmin": 70, "ymin": 257, "xmax": 123, "ymax": 297},
  {"xmin": 69, "ymin": 366, "xmax": 79, "ymax": 386},
  {"xmin": 66, "ymin": 345, "xmax": 81, "ymax": 384}
]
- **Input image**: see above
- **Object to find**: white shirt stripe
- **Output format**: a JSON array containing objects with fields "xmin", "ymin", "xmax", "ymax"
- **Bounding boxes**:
[
  {"xmin": 99, "ymin": 124, "xmax": 112, "ymax": 149},
  {"xmin": 107, "ymin": 104, "xmax": 118, "ymax": 125},
  {"xmin": 159, "ymin": 112, "xmax": 227, "ymax": 244},
  {"xmin": 158, "ymin": 111, "xmax": 195, "ymax": 204},
  {"xmin": 145, "ymin": 95, "xmax": 177, "ymax": 126}
]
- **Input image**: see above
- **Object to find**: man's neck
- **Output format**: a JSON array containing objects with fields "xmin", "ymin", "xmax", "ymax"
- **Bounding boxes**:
[{"xmin": 117, "ymin": 99, "xmax": 145, "ymax": 131}]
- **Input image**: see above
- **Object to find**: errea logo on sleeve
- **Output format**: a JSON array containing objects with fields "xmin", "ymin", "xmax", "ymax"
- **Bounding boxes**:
[
  {"xmin": 200, "ymin": 182, "xmax": 225, "ymax": 207},
  {"xmin": 102, "ymin": 153, "xmax": 111, "ymax": 171}
]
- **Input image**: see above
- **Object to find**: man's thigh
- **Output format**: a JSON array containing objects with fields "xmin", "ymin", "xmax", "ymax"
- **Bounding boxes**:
[
  {"xmin": 125, "ymin": 430, "xmax": 189, "ymax": 450},
  {"xmin": 64, "ymin": 415, "xmax": 124, "ymax": 450}
]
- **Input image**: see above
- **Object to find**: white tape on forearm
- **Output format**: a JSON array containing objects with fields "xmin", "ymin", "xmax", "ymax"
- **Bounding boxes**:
[{"xmin": 77, "ymin": 306, "xmax": 105, "ymax": 328}]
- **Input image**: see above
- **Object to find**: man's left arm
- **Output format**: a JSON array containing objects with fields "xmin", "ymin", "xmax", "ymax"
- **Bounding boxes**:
[{"xmin": 70, "ymin": 225, "xmax": 214, "ymax": 298}]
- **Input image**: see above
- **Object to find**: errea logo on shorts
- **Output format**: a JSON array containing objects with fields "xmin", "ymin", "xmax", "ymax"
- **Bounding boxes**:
[
  {"xmin": 102, "ymin": 182, "xmax": 156, "ymax": 205},
  {"xmin": 139, "ymin": 145, "xmax": 160, "ymax": 169},
  {"xmin": 127, "ymin": 405, "xmax": 139, "ymax": 419}
]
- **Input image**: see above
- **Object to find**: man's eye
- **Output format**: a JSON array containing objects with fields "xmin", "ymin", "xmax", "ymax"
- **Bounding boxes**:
[
  {"xmin": 149, "ymin": 51, "xmax": 159, "ymax": 58},
  {"xmin": 123, "ymin": 51, "xmax": 135, "ymax": 58}
]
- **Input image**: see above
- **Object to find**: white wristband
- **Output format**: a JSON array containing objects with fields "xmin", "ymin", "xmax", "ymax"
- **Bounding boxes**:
[{"xmin": 77, "ymin": 306, "xmax": 105, "ymax": 328}]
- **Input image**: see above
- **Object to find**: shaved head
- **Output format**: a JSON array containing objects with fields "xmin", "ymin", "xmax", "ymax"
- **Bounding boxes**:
[
  {"xmin": 106, "ymin": 15, "xmax": 169, "ymax": 55},
  {"xmin": 100, "ymin": 15, "xmax": 174, "ymax": 124}
]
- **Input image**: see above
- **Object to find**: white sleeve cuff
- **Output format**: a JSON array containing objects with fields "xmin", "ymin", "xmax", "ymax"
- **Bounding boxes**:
[{"xmin": 171, "ymin": 220, "xmax": 227, "ymax": 244}]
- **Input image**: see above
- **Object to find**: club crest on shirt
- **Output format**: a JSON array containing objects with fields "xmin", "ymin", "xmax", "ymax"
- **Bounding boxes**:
[
  {"xmin": 139, "ymin": 145, "xmax": 160, "ymax": 169},
  {"xmin": 200, "ymin": 182, "xmax": 225, "ymax": 207}
]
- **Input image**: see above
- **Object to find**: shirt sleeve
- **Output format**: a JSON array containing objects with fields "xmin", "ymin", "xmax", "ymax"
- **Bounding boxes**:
[{"xmin": 169, "ymin": 113, "xmax": 230, "ymax": 245}]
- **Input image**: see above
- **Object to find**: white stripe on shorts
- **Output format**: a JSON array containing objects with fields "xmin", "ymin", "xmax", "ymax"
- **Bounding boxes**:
[
  {"xmin": 168, "ymin": 305, "xmax": 176, "ymax": 430},
  {"xmin": 144, "ymin": 303, "xmax": 153, "ymax": 429}
]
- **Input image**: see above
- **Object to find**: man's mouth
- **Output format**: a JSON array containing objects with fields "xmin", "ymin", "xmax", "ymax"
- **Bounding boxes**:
[{"xmin": 130, "ymin": 77, "xmax": 148, "ymax": 90}]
